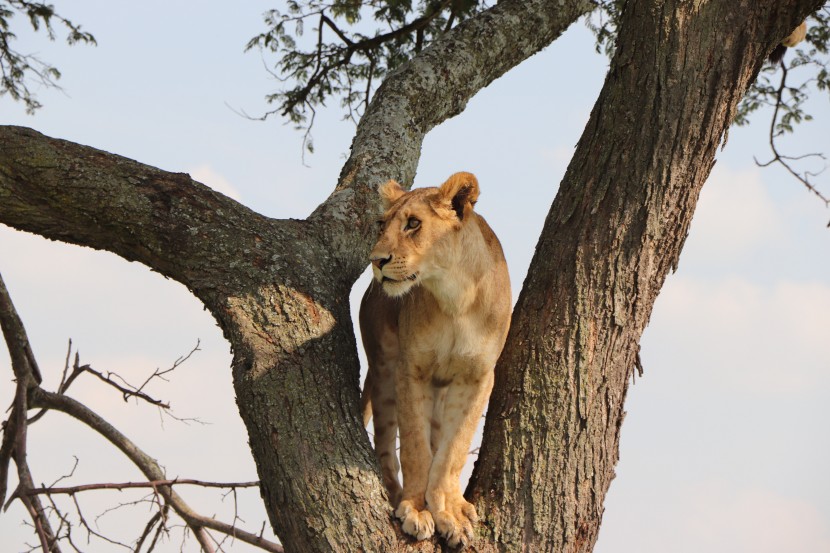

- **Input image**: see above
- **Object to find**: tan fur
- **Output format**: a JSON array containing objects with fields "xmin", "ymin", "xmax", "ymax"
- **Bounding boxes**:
[
  {"xmin": 770, "ymin": 21, "xmax": 808, "ymax": 63},
  {"xmin": 782, "ymin": 21, "xmax": 807, "ymax": 47},
  {"xmin": 359, "ymin": 172, "xmax": 511, "ymax": 548}
]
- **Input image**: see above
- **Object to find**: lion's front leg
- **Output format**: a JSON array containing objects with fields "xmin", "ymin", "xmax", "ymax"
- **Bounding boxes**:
[
  {"xmin": 426, "ymin": 372, "xmax": 494, "ymax": 548},
  {"xmin": 395, "ymin": 371, "xmax": 435, "ymax": 540}
]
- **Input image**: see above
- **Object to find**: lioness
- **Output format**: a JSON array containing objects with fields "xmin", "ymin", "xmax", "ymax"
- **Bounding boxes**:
[{"xmin": 359, "ymin": 172, "xmax": 511, "ymax": 547}]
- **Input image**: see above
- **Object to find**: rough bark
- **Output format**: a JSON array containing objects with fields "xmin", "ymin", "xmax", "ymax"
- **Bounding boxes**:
[
  {"xmin": 468, "ymin": 0, "xmax": 824, "ymax": 551},
  {"xmin": 0, "ymin": 126, "xmax": 389, "ymax": 551},
  {"xmin": 0, "ymin": 1, "xmax": 591, "ymax": 550}
]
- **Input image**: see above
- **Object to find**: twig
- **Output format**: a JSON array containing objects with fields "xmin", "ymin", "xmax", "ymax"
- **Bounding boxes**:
[
  {"xmin": 1, "ymin": 273, "xmax": 278, "ymax": 552},
  {"xmin": 754, "ymin": 58, "xmax": 830, "ymax": 211},
  {"xmin": 132, "ymin": 339, "xmax": 201, "ymax": 397},
  {"xmin": 26, "ymin": 479, "xmax": 260, "ymax": 496},
  {"xmin": 79, "ymin": 340, "xmax": 201, "ymax": 408},
  {"xmin": 135, "ymin": 507, "xmax": 168, "ymax": 553},
  {"xmin": 20, "ymin": 490, "xmax": 53, "ymax": 552},
  {"xmin": 29, "ymin": 390, "xmax": 283, "ymax": 553},
  {"xmin": 71, "ymin": 493, "xmax": 133, "ymax": 550},
  {"xmin": 82, "ymin": 366, "xmax": 171, "ymax": 408},
  {"xmin": 26, "ymin": 341, "xmax": 77, "ymax": 425}
]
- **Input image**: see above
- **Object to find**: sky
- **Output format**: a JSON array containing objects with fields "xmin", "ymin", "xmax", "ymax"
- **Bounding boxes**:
[{"xmin": 1, "ymin": 2, "xmax": 829, "ymax": 552}]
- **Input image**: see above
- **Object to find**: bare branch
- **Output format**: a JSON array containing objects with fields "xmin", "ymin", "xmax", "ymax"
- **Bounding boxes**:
[
  {"xmin": 79, "ymin": 365, "xmax": 171, "ymax": 408},
  {"xmin": 28, "ymin": 390, "xmax": 282, "ymax": 552},
  {"xmin": 753, "ymin": 45, "xmax": 830, "ymax": 213},
  {"xmin": 28, "ymin": 345, "xmax": 80, "ymax": 425},
  {"xmin": 320, "ymin": 14, "xmax": 353, "ymax": 46},
  {"xmin": 70, "ymin": 493, "xmax": 133, "ymax": 551},
  {"xmin": 134, "ymin": 508, "xmax": 168, "ymax": 553},
  {"xmin": 26, "ymin": 479, "xmax": 260, "ymax": 496},
  {"xmin": 0, "ymin": 271, "xmax": 63, "ymax": 550},
  {"xmin": 1, "ymin": 271, "xmax": 278, "ymax": 551},
  {"xmin": 0, "ymin": 271, "xmax": 42, "ymax": 385},
  {"xmin": 32, "ymin": 341, "xmax": 203, "ymax": 433}
]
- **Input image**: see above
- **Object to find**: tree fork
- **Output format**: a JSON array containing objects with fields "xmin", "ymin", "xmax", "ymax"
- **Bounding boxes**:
[
  {"xmin": 0, "ymin": 0, "xmax": 823, "ymax": 552},
  {"xmin": 1, "ymin": 0, "xmax": 594, "ymax": 549},
  {"xmin": 0, "ymin": 126, "xmax": 399, "ymax": 551}
]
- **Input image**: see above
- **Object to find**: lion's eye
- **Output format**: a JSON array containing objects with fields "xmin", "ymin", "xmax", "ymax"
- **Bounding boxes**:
[{"xmin": 406, "ymin": 217, "xmax": 421, "ymax": 231}]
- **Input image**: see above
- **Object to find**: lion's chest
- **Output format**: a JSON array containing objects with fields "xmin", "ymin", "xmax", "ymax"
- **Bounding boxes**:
[{"xmin": 398, "ymin": 293, "xmax": 500, "ymax": 383}]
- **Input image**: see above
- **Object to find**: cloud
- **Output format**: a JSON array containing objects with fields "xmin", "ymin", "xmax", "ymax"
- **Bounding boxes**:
[
  {"xmin": 683, "ymin": 165, "xmax": 784, "ymax": 262},
  {"xmin": 540, "ymin": 145, "xmax": 575, "ymax": 170},
  {"xmin": 682, "ymin": 484, "xmax": 830, "ymax": 553},
  {"xmin": 598, "ymin": 482, "xmax": 830, "ymax": 553},
  {"xmin": 647, "ymin": 274, "xmax": 830, "ymax": 396},
  {"xmin": 188, "ymin": 164, "xmax": 242, "ymax": 201}
]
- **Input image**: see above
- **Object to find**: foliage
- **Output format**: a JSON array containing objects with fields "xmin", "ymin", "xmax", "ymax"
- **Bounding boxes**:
[
  {"xmin": 245, "ymin": 0, "xmax": 488, "ymax": 151},
  {"xmin": 735, "ymin": 7, "xmax": 830, "ymax": 134},
  {"xmin": 586, "ymin": 1, "xmax": 830, "ymax": 204},
  {"xmin": 587, "ymin": 1, "xmax": 830, "ymax": 137},
  {"xmin": 584, "ymin": 0, "xmax": 624, "ymax": 57},
  {"xmin": 0, "ymin": 1, "xmax": 95, "ymax": 114}
]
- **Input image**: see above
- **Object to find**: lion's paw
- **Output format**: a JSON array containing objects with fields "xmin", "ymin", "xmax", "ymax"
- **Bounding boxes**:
[
  {"xmin": 396, "ymin": 499, "xmax": 435, "ymax": 541},
  {"xmin": 433, "ymin": 498, "xmax": 478, "ymax": 548}
]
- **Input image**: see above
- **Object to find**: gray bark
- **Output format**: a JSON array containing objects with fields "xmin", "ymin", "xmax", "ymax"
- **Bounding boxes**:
[{"xmin": 0, "ymin": 0, "xmax": 822, "ymax": 551}]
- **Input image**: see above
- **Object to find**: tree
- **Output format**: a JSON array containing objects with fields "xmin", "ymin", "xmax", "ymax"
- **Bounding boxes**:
[{"xmin": 1, "ymin": 0, "xmax": 827, "ymax": 551}]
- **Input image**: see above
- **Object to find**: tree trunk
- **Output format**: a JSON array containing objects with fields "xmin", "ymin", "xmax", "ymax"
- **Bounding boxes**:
[
  {"xmin": 0, "ymin": 0, "xmax": 822, "ymax": 551},
  {"xmin": 469, "ymin": 0, "xmax": 822, "ymax": 551},
  {"xmin": 0, "ymin": 1, "xmax": 591, "ymax": 549}
]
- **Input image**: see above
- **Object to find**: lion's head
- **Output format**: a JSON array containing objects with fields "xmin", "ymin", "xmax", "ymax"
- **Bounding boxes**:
[{"xmin": 369, "ymin": 172, "xmax": 480, "ymax": 297}]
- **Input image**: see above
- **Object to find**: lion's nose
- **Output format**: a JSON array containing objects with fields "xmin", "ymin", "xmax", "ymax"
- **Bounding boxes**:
[{"xmin": 371, "ymin": 255, "xmax": 392, "ymax": 269}]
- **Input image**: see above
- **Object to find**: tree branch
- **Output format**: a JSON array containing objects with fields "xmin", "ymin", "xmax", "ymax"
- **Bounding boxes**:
[
  {"xmin": 28, "ymin": 389, "xmax": 283, "ymax": 552},
  {"xmin": 1, "ymin": 270, "xmax": 281, "ymax": 552},
  {"xmin": 308, "ymin": 0, "xmax": 596, "ymax": 281},
  {"xmin": 26, "ymin": 479, "xmax": 260, "ymax": 496},
  {"xmin": 755, "ymin": 58, "xmax": 830, "ymax": 207},
  {"xmin": 0, "ymin": 271, "xmax": 42, "ymax": 386},
  {"xmin": 0, "ymin": 272, "xmax": 62, "ymax": 550},
  {"xmin": 0, "ymin": 126, "xmax": 305, "ymax": 297}
]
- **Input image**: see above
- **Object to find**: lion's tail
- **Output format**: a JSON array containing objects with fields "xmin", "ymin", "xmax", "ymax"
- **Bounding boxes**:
[{"xmin": 360, "ymin": 370, "xmax": 373, "ymax": 427}]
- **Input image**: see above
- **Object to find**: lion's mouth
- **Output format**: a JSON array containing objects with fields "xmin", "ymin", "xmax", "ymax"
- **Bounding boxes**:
[{"xmin": 382, "ymin": 273, "xmax": 418, "ymax": 283}]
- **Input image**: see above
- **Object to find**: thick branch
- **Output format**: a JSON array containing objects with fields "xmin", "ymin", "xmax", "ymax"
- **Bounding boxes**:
[
  {"xmin": 309, "ymin": 0, "xmax": 596, "ymax": 280},
  {"xmin": 0, "ymin": 126, "xmax": 305, "ymax": 296}
]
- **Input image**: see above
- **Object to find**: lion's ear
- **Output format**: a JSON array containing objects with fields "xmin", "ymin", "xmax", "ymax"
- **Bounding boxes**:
[
  {"xmin": 438, "ymin": 172, "xmax": 480, "ymax": 220},
  {"xmin": 379, "ymin": 180, "xmax": 405, "ymax": 209}
]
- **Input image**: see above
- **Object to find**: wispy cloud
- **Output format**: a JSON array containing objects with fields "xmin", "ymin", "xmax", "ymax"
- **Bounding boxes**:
[{"xmin": 188, "ymin": 164, "xmax": 242, "ymax": 201}]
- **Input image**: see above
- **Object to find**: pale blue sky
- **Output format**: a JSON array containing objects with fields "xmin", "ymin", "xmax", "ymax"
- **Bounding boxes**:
[{"xmin": 1, "ymin": 3, "xmax": 829, "ymax": 552}]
